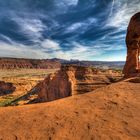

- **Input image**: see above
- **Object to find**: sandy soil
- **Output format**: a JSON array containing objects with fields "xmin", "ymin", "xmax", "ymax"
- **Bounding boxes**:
[{"xmin": 0, "ymin": 79, "xmax": 140, "ymax": 140}]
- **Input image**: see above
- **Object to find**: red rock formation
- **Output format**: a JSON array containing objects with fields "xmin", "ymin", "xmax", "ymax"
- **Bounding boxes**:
[
  {"xmin": 123, "ymin": 12, "xmax": 140, "ymax": 77},
  {"xmin": 0, "ymin": 58, "xmax": 60, "ymax": 69},
  {"xmin": 36, "ymin": 65, "xmax": 114, "ymax": 102},
  {"xmin": 37, "ymin": 66, "xmax": 74, "ymax": 102},
  {"xmin": 0, "ymin": 81, "xmax": 16, "ymax": 96}
]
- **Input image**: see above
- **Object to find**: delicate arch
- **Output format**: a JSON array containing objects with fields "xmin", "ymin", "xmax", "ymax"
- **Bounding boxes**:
[{"xmin": 123, "ymin": 12, "xmax": 140, "ymax": 77}]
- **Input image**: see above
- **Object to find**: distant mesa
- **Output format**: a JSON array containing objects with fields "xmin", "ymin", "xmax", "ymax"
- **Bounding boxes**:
[
  {"xmin": 0, "ymin": 58, "xmax": 60, "ymax": 69},
  {"xmin": 123, "ymin": 12, "xmax": 140, "ymax": 77},
  {"xmin": 0, "ymin": 57, "xmax": 125, "ymax": 70}
]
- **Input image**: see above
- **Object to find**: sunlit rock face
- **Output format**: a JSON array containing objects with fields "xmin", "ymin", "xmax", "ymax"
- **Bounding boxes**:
[
  {"xmin": 37, "ymin": 66, "xmax": 72, "ymax": 102},
  {"xmin": 123, "ymin": 12, "xmax": 140, "ymax": 77},
  {"xmin": 37, "ymin": 65, "xmax": 114, "ymax": 102}
]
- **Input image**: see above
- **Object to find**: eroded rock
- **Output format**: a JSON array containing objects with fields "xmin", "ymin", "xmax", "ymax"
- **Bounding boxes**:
[
  {"xmin": 123, "ymin": 12, "xmax": 140, "ymax": 77},
  {"xmin": 36, "ymin": 65, "xmax": 118, "ymax": 102}
]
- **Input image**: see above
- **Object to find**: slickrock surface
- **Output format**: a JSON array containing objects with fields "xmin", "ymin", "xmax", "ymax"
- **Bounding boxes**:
[
  {"xmin": 0, "ymin": 78, "xmax": 139, "ymax": 140},
  {"xmin": 123, "ymin": 12, "xmax": 140, "ymax": 77},
  {"xmin": 0, "ymin": 58, "xmax": 60, "ymax": 69},
  {"xmin": 36, "ymin": 65, "xmax": 122, "ymax": 102}
]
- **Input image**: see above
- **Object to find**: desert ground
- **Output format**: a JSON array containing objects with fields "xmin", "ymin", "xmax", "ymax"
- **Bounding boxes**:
[
  {"xmin": 0, "ymin": 1, "xmax": 140, "ymax": 140},
  {"xmin": 0, "ymin": 77, "xmax": 139, "ymax": 140},
  {"xmin": 0, "ymin": 69, "xmax": 58, "ymax": 106}
]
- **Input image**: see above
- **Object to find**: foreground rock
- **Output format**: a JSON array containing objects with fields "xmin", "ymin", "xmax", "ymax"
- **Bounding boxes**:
[
  {"xmin": 0, "ymin": 79, "xmax": 139, "ymax": 140},
  {"xmin": 34, "ymin": 65, "xmax": 122, "ymax": 102},
  {"xmin": 123, "ymin": 12, "xmax": 140, "ymax": 77},
  {"xmin": 0, "ymin": 81, "xmax": 15, "ymax": 96}
]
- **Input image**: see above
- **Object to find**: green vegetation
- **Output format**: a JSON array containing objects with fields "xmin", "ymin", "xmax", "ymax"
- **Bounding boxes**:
[{"xmin": 0, "ymin": 98, "xmax": 15, "ymax": 107}]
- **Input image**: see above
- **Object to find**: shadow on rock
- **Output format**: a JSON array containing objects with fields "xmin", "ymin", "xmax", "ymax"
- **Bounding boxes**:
[{"xmin": 0, "ymin": 81, "xmax": 16, "ymax": 96}]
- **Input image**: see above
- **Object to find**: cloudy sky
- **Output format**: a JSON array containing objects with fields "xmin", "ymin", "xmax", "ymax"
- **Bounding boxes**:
[{"xmin": 0, "ymin": 0, "xmax": 139, "ymax": 61}]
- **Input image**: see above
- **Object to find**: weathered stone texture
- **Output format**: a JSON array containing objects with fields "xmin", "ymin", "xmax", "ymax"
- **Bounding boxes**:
[{"xmin": 123, "ymin": 12, "xmax": 140, "ymax": 77}]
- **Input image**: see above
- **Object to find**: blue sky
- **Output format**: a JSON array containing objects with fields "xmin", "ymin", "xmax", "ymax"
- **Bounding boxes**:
[{"xmin": 0, "ymin": 0, "xmax": 139, "ymax": 61}]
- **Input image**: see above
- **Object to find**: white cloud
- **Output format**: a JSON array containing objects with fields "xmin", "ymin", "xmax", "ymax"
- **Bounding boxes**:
[
  {"xmin": 0, "ymin": 38, "xmax": 125, "ymax": 61},
  {"xmin": 63, "ymin": 0, "xmax": 78, "ymax": 6},
  {"xmin": 41, "ymin": 41, "xmax": 90, "ymax": 60},
  {"xmin": 23, "ymin": 19, "xmax": 45, "ymax": 33},
  {"xmin": 66, "ymin": 18, "xmax": 97, "ymax": 33},
  {"xmin": 0, "ymin": 42, "xmax": 47, "ymax": 59},
  {"xmin": 12, "ymin": 17, "xmax": 46, "ymax": 42},
  {"xmin": 0, "ymin": 39, "xmax": 93, "ymax": 60},
  {"xmin": 67, "ymin": 23, "xmax": 82, "ymax": 32},
  {"xmin": 41, "ymin": 40, "xmax": 103, "ymax": 60},
  {"xmin": 101, "ymin": 55, "xmax": 126, "ymax": 61},
  {"xmin": 0, "ymin": 34, "xmax": 13, "ymax": 44},
  {"xmin": 41, "ymin": 39, "xmax": 60, "ymax": 50},
  {"xmin": 109, "ymin": 0, "xmax": 115, "ymax": 16},
  {"xmin": 56, "ymin": 0, "xmax": 78, "ymax": 7},
  {"xmin": 107, "ymin": 1, "xmax": 140, "ymax": 28},
  {"xmin": 54, "ymin": 0, "xmax": 78, "ymax": 14},
  {"xmin": 52, "ymin": 42, "xmax": 104, "ymax": 60},
  {"xmin": 103, "ymin": 45, "xmax": 124, "ymax": 51}
]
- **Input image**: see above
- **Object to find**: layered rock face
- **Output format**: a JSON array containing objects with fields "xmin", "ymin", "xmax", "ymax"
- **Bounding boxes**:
[
  {"xmin": 123, "ymin": 12, "xmax": 140, "ymax": 77},
  {"xmin": 0, "ymin": 58, "xmax": 60, "ymax": 69},
  {"xmin": 37, "ymin": 65, "xmax": 118, "ymax": 102},
  {"xmin": 0, "ymin": 81, "xmax": 16, "ymax": 96}
]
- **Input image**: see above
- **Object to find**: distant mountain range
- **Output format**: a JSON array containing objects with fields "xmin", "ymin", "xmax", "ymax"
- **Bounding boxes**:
[{"xmin": 56, "ymin": 59, "xmax": 125, "ymax": 70}]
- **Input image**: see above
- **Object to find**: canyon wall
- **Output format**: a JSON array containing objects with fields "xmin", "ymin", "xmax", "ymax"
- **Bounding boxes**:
[
  {"xmin": 35, "ymin": 65, "xmax": 119, "ymax": 102},
  {"xmin": 123, "ymin": 12, "xmax": 140, "ymax": 77},
  {"xmin": 0, "ymin": 58, "xmax": 60, "ymax": 69}
]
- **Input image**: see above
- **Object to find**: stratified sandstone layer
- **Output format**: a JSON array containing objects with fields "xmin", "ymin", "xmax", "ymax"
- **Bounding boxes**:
[
  {"xmin": 0, "ymin": 58, "xmax": 60, "ymax": 69},
  {"xmin": 36, "ymin": 65, "xmax": 121, "ymax": 102},
  {"xmin": 123, "ymin": 12, "xmax": 140, "ymax": 77},
  {"xmin": 0, "ymin": 79, "xmax": 139, "ymax": 140}
]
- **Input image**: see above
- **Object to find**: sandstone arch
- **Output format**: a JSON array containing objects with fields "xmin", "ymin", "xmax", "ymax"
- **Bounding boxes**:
[{"xmin": 123, "ymin": 12, "xmax": 140, "ymax": 77}]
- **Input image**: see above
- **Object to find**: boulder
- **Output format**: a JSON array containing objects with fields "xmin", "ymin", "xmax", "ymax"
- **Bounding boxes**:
[{"xmin": 0, "ymin": 81, "xmax": 16, "ymax": 96}]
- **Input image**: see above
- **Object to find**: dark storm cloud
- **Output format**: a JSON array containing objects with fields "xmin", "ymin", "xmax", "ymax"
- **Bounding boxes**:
[{"xmin": 0, "ymin": 0, "xmax": 139, "ymax": 60}]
